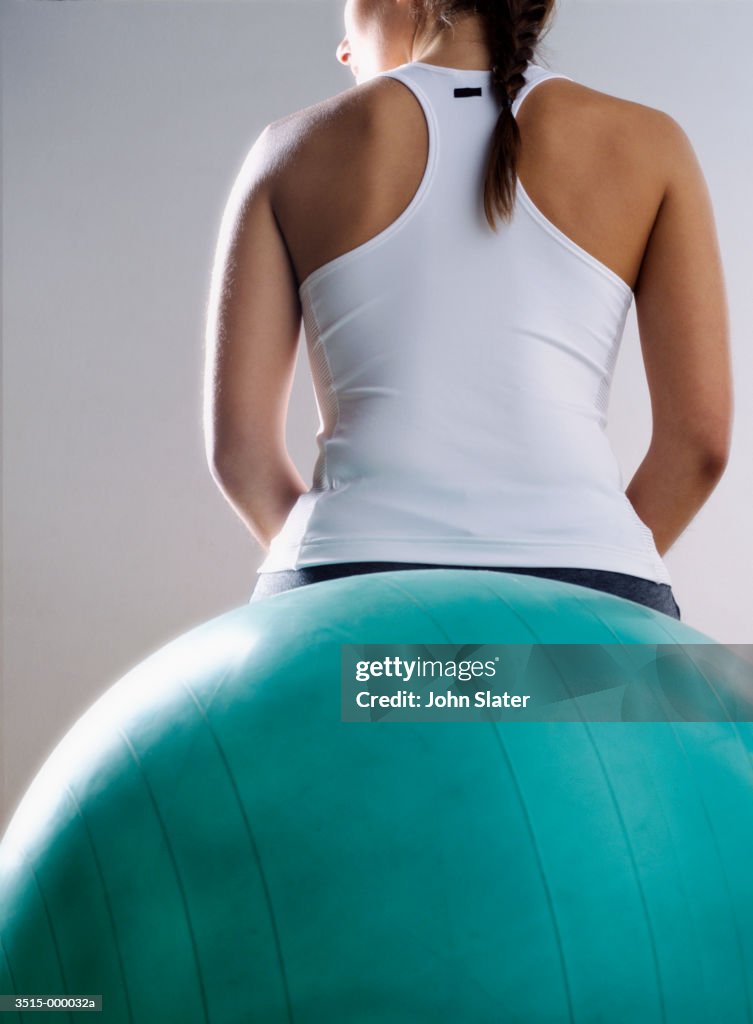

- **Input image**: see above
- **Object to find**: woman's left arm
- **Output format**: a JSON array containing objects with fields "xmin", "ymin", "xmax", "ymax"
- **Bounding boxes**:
[{"xmin": 203, "ymin": 125, "xmax": 307, "ymax": 551}]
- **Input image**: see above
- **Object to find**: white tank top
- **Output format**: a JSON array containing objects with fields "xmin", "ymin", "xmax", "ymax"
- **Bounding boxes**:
[{"xmin": 257, "ymin": 59, "xmax": 672, "ymax": 586}]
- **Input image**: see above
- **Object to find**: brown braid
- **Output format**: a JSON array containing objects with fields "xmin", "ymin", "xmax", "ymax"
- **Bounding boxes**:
[{"xmin": 411, "ymin": 1, "xmax": 557, "ymax": 229}]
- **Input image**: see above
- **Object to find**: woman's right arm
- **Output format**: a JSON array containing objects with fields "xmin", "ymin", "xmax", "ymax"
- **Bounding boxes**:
[{"xmin": 626, "ymin": 111, "xmax": 733, "ymax": 557}]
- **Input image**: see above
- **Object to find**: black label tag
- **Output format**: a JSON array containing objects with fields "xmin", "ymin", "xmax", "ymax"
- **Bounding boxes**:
[{"xmin": 454, "ymin": 87, "xmax": 483, "ymax": 98}]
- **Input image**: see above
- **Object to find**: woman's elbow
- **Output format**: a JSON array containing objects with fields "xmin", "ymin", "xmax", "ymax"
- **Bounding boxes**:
[
  {"xmin": 698, "ymin": 407, "xmax": 734, "ymax": 478},
  {"xmin": 208, "ymin": 439, "xmax": 275, "ymax": 488},
  {"xmin": 700, "ymin": 442, "xmax": 731, "ymax": 481},
  {"xmin": 686, "ymin": 427, "xmax": 733, "ymax": 481},
  {"xmin": 651, "ymin": 412, "xmax": 733, "ymax": 480},
  {"xmin": 208, "ymin": 446, "xmax": 247, "ymax": 487}
]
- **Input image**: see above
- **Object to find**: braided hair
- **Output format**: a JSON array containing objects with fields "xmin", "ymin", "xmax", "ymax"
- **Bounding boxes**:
[{"xmin": 412, "ymin": 1, "xmax": 557, "ymax": 229}]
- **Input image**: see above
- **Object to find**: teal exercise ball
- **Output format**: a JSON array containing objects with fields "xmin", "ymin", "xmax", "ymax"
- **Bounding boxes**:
[{"xmin": 1, "ymin": 569, "xmax": 752, "ymax": 1023}]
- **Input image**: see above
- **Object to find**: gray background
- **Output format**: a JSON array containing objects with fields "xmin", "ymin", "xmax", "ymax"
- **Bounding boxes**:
[{"xmin": 2, "ymin": 0, "xmax": 751, "ymax": 830}]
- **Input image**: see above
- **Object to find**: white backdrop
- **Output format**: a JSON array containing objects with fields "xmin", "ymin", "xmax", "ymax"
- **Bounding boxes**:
[{"xmin": 2, "ymin": 0, "xmax": 751, "ymax": 829}]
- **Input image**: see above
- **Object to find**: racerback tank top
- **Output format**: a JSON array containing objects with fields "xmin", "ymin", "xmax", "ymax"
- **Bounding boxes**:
[{"xmin": 256, "ymin": 59, "xmax": 673, "ymax": 586}]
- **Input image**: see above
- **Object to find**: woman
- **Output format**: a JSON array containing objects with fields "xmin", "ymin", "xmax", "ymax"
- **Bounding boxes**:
[{"xmin": 204, "ymin": 0, "xmax": 732, "ymax": 619}]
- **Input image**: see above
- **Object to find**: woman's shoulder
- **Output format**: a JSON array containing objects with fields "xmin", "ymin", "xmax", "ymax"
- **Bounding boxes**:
[
  {"xmin": 519, "ymin": 68, "xmax": 696, "ymax": 187},
  {"xmin": 269, "ymin": 74, "xmax": 396, "ymax": 142},
  {"xmin": 525, "ymin": 66, "xmax": 682, "ymax": 133},
  {"xmin": 259, "ymin": 74, "xmax": 414, "ymax": 194}
]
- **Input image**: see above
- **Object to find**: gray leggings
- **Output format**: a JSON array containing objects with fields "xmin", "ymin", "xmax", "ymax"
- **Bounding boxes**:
[{"xmin": 249, "ymin": 561, "xmax": 681, "ymax": 620}]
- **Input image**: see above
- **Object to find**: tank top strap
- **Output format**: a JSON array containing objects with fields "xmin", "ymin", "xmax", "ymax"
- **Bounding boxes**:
[{"xmin": 511, "ymin": 63, "xmax": 575, "ymax": 119}]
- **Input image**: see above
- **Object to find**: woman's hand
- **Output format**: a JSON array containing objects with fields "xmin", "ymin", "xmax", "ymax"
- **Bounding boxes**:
[
  {"xmin": 625, "ymin": 442, "xmax": 729, "ymax": 558},
  {"xmin": 209, "ymin": 450, "xmax": 308, "ymax": 552}
]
